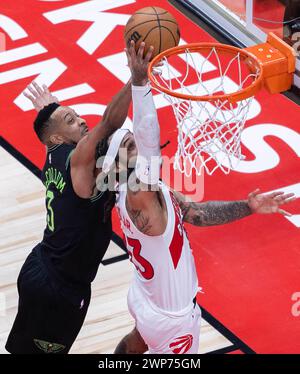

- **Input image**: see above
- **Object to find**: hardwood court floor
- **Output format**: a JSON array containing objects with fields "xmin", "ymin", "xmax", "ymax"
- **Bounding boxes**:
[{"xmin": 0, "ymin": 147, "xmax": 231, "ymax": 354}]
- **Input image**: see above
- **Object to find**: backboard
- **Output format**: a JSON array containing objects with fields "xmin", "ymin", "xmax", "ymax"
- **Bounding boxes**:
[{"xmin": 175, "ymin": 0, "xmax": 300, "ymax": 92}]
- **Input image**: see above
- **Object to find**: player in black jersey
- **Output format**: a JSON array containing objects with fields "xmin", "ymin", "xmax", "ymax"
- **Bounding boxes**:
[{"xmin": 5, "ymin": 79, "xmax": 132, "ymax": 353}]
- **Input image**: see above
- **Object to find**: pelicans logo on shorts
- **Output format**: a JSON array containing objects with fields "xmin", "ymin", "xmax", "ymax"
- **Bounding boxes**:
[
  {"xmin": 34, "ymin": 339, "xmax": 66, "ymax": 353},
  {"xmin": 169, "ymin": 334, "xmax": 193, "ymax": 354}
]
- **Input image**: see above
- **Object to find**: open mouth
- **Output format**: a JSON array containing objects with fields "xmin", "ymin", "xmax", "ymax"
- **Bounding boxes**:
[{"xmin": 82, "ymin": 127, "xmax": 89, "ymax": 135}]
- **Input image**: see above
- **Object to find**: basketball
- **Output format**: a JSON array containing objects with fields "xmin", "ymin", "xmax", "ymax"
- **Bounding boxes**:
[{"xmin": 124, "ymin": 7, "xmax": 180, "ymax": 58}]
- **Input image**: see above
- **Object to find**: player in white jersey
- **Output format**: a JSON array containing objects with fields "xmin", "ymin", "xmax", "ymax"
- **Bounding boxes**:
[
  {"xmin": 116, "ymin": 179, "xmax": 200, "ymax": 354},
  {"xmin": 95, "ymin": 41, "xmax": 296, "ymax": 354}
]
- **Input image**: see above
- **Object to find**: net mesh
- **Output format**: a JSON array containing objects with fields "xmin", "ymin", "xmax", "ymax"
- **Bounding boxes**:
[{"xmin": 150, "ymin": 46, "xmax": 261, "ymax": 176}]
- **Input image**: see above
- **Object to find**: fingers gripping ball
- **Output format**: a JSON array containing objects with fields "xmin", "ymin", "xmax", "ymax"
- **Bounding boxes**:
[{"xmin": 124, "ymin": 7, "xmax": 180, "ymax": 58}]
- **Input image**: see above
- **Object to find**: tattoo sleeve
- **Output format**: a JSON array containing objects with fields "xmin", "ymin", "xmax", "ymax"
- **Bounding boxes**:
[{"xmin": 180, "ymin": 200, "xmax": 252, "ymax": 226}]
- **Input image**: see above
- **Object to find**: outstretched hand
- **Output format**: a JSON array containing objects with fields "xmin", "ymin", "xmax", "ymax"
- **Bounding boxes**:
[
  {"xmin": 125, "ymin": 40, "xmax": 154, "ymax": 86},
  {"xmin": 247, "ymin": 189, "xmax": 297, "ymax": 216},
  {"xmin": 23, "ymin": 82, "xmax": 59, "ymax": 112}
]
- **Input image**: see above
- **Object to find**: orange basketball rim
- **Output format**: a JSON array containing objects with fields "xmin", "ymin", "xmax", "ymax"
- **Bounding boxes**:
[
  {"xmin": 147, "ymin": 33, "xmax": 297, "ymax": 176},
  {"xmin": 148, "ymin": 32, "xmax": 296, "ymax": 103}
]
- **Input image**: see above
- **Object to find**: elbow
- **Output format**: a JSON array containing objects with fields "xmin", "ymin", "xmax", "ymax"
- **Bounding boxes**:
[
  {"xmin": 73, "ymin": 184, "xmax": 93, "ymax": 199},
  {"xmin": 70, "ymin": 156, "xmax": 95, "ymax": 199},
  {"xmin": 72, "ymin": 177, "xmax": 93, "ymax": 199}
]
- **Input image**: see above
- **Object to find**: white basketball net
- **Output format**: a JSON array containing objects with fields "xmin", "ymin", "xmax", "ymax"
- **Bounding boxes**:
[{"xmin": 150, "ymin": 46, "xmax": 261, "ymax": 176}]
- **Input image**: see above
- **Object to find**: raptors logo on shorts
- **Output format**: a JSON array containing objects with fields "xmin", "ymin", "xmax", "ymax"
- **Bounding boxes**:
[{"xmin": 169, "ymin": 334, "xmax": 193, "ymax": 354}]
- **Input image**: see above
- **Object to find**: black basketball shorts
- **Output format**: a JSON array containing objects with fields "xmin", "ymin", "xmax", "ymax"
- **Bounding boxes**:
[{"xmin": 5, "ymin": 247, "xmax": 91, "ymax": 354}]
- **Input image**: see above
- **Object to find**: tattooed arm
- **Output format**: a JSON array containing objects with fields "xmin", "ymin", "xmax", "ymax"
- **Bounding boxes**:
[
  {"xmin": 177, "ymin": 197, "xmax": 252, "ymax": 226},
  {"xmin": 173, "ymin": 189, "xmax": 296, "ymax": 227}
]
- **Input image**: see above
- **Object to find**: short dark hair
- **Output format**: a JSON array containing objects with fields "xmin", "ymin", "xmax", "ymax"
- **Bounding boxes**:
[{"xmin": 33, "ymin": 103, "xmax": 60, "ymax": 143}]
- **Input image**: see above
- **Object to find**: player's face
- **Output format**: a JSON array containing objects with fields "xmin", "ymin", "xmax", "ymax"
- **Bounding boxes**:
[
  {"xmin": 51, "ymin": 106, "xmax": 88, "ymax": 144},
  {"xmin": 121, "ymin": 132, "xmax": 137, "ymax": 164},
  {"xmin": 107, "ymin": 131, "xmax": 137, "ymax": 171}
]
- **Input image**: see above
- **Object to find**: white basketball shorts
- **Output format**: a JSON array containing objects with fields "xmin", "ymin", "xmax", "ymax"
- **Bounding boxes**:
[{"xmin": 127, "ymin": 286, "xmax": 201, "ymax": 354}]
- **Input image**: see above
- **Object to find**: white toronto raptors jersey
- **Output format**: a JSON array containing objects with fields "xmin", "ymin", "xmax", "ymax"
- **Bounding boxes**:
[{"xmin": 116, "ymin": 181, "xmax": 198, "ymax": 313}]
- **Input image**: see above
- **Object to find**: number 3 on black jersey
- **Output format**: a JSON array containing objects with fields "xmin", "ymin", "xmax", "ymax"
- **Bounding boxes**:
[{"xmin": 46, "ymin": 190, "xmax": 55, "ymax": 232}]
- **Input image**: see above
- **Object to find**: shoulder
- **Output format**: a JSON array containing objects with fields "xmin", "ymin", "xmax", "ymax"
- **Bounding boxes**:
[
  {"xmin": 45, "ymin": 143, "xmax": 76, "ymax": 170},
  {"xmin": 48, "ymin": 143, "xmax": 76, "ymax": 158},
  {"xmin": 169, "ymin": 187, "xmax": 191, "ymax": 204}
]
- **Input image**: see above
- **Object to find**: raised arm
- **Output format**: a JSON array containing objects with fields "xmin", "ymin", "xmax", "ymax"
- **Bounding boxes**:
[
  {"xmin": 71, "ymin": 80, "xmax": 132, "ymax": 198},
  {"xmin": 173, "ymin": 189, "xmax": 296, "ymax": 226},
  {"xmin": 72, "ymin": 79, "xmax": 132, "ymax": 166},
  {"xmin": 125, "ymin": 41, "xmax": 162, "ymax": 211},
  {"xmin": 24, "ymin": 82, "xmax": 59, "ymax": 111},
  {"xmin": 25, "ymin": 81, "xmax": 132, "ymax": 198},
  {"xmin": 24, "ymin": 80, "xmax": 132, "ymax": 165}
]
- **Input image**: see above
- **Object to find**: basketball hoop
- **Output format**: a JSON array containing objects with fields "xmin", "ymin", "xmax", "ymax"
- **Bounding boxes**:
[{"xmin": 148, "ymin": 33, "xmax": 296, "ymax": 176}]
